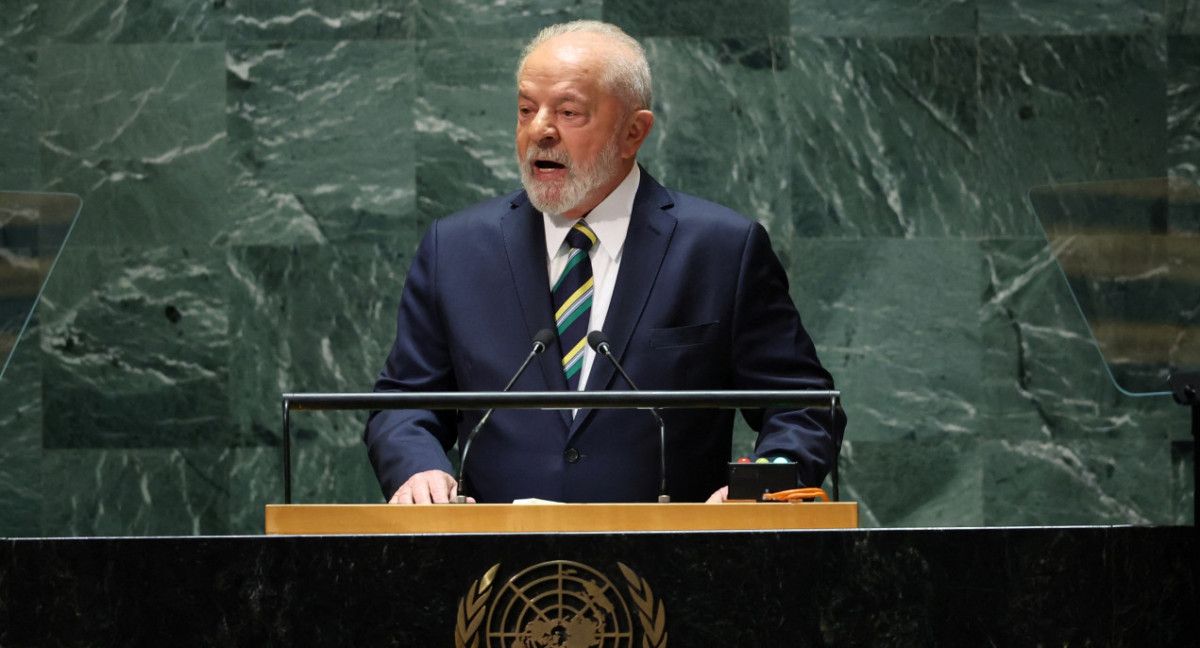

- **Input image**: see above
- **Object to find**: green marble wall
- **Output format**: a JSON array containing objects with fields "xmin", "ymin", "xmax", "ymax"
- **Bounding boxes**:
[{"xmin": 1, "ymin": 0, "xmax": 1196, "ymax": 536}]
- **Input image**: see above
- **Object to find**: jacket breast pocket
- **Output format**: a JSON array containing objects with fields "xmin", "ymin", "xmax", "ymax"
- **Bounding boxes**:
[{"xmin": 649, "ymin": 321, "xmax": 719, "ymax": 349}]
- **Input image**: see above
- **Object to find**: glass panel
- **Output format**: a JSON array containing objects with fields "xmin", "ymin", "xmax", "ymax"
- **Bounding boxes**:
[
  {"xmin": 0, "ymin": 191, "xmax": 83, "ymax": 381},
  {"xmin": 1027, "ymin": 178, "xmax": 1200, "ymax": 396}
]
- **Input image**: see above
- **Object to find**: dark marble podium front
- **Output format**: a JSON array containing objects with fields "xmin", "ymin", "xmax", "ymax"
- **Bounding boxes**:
[{"xmin": 1, "ymin": 526, "xmax": 1194, "ymax": 647}]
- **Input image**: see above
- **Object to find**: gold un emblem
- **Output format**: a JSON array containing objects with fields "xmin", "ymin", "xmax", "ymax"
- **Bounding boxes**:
[{"xmin": 455, "ymin": 560, "xmax": 667, "ymax": 648}]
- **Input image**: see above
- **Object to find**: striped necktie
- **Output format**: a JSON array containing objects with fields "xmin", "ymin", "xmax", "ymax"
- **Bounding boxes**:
[{"xmin": 552, "ymin": 220, "xmax": 597, "ymax": 389}]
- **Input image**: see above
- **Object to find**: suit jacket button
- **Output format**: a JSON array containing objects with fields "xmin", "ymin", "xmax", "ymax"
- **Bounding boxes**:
[{"xmin": 563, "ymin": 447, "xmax": 581, "ymax": 463}]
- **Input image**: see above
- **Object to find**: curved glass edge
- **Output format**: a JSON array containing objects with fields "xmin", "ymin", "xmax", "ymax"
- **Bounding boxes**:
[
  {"xmin": 1025, "ymin": 177, "xmax": 1200, "ymax": 397},
  {"xmin": 0, "ymin": 191, "xmax": 84, "ymax": 382}
]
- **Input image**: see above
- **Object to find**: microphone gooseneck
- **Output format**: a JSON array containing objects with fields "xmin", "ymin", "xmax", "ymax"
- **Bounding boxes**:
[
  {"xmin": 587, "ymin": 331, "xmax": 670, "ymax": 503},
  {"xmin": 456, "ymin": 328, "xmax": 556, "ymax": 503}
]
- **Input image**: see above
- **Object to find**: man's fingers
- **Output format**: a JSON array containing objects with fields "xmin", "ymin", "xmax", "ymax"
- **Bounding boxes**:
[
  {"xmin": 389, "ymin": 487, "xmax": 413, "ymax": 504},
  {"xmin": 425, "ymin": 475, "xmax": 451, "ymax": 504},
  {"xmin": 390, "ymin": 470, "xmax": 460, "ymax": 504},
  {"xmin": 705, "ymin": 485, "xmax": 729, "ymax": 504},
  {"xmin": 409, "ymin": 477, "xmax": 433, "ymax": 504}
]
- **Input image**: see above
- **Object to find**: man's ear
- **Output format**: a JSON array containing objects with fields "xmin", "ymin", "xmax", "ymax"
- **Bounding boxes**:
[{"xmin": 620, "ymin": 109, "xmax": 655, "ymax": 159}]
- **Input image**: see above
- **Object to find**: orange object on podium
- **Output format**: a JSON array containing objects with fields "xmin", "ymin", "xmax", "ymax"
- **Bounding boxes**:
[{"xmin": 264, "ymin": 501, "xmax": 858, "ymax": 535}]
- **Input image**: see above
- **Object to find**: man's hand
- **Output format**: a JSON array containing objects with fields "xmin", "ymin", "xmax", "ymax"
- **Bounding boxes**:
[
  {"xmin": 705, "ymin": 485, "xmax": 729, "ymax": 504},
  {"xmin": 388, "ymin": 470, "xmax": 475, "ymax": 504}
]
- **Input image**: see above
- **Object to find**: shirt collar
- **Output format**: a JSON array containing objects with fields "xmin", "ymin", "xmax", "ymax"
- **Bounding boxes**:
[{"xmin": 542, "ymin": 164, "xmax": 640, "ymax": 263}]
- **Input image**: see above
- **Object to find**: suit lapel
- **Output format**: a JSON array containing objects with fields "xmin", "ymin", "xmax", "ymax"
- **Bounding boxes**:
[
  {"xmin": 571, "ymin": 169, "xmax": 677, "ymax": 436},
  {"xmin": 500, "ymin": 197, "xmax": 573, "ymax": 430}
]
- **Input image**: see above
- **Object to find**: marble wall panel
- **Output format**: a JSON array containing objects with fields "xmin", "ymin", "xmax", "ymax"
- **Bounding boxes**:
[
  {"xmin": 790, "ymin": 0, "xmax": 978, "ymax": 37},
  {"xmin": 640, "ymin": 38, "xmax": 792, "ymax": 234},
  {"xmin": 604, "ymin": 0, "xmax": 789, "ymax": 38},
  {"xmin": 227, "ymin": 244, "xmax": 406, "ymax": 447},
  {"xmin": 1167, "ymin": 0, "xmax": 1200, "ymax": 32},
  {"xmin": 36, "ymin": 43, "xmax": 230, "ymax": 246},
  {"xmin": 36, "ymin": 0, "xmax": 225, "ymax": 43},
  {"xmin": 1168, "ymin": 36, "xmax": 1200, "ymax": 187},
  {"xmin": 41, "ymin": 448, "xmax": 232, "ymax": 536},
  {"xmin": 414, "ymin": 38, "xmax": 525, "ymax": 223},
  {"xmin": 977, "ymin": 35, "xmax": 1168, "ymax": 236},
  {"xmin": 1169, "ymin": 439, "xmax": 1194, "ymax": 523},
  {"xmin": 981, "ymin": 437, "xmax": 1171, "ymax": 525},
  {"xmin": 977, "ymin": 0, "xmax": 1162, "ymax": 35},
  {"xmin": 228, "ymin": 445, "xmax": 381, "ymax": 534},
  {"xmin": 0, "ymin": 340, "xmax": 42, "ymax": 537},
  {"xmin": 0, "ymin": 45, "xmax": 38, "ymax": 190},
  {"xmin": 841, "ymin": 437, "xmax": 984, "ymax": 527},
  {"xmin": 224, "ymin": 0, "xmax": 411, "ymax": 41},
  {"xmin": 223, "ymin": 41, "xmax": 417, "ymax": 246},
  {"xmin": 0, "ymin": 0, "xmax": 36, "ymax": 45},
  {"xmin": 415, "ymin": 0, "xmax": 602, "ymax": 39},
  {"xmin": 786, "ymin": 37, "xmax": 981, "ymax": 237},
  {"xmin": 38, "ymin": 246, "xmax": 231, "ymax": 448},
  {"xmin": 228, "ymin": 447, "xmax": 279, "ymax": 534},
  {"xmin": 791, "ymin": 239, "xmax": 982, "ymax": 441},
  {"xmin": 980, "ymin": 238, "xmax": 1188, "ymax": 440}
]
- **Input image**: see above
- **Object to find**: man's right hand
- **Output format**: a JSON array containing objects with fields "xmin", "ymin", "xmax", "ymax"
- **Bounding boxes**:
[{"xmin": 388, "ymin": 469, "xmax": 474, "ymax": 504}]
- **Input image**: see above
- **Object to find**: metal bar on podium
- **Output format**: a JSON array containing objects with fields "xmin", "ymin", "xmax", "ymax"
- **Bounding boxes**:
[{"xmin": 280, "ymin": 389, "xmax": 841, "ymax": 504}]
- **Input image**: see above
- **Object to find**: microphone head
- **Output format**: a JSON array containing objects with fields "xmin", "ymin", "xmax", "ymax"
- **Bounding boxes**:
[
  {"xmin": 532, "ymin": 328, "xmax": 557, "ymax": 352},
  {"xmin": 586, "ymin": 330, "xmax": 610, "ymax": 353}
]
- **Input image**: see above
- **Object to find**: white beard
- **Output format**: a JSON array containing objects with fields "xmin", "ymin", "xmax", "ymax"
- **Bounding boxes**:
[{"xmin": 519, "ymin": 137, "xmax": 622, "ymax": 216}]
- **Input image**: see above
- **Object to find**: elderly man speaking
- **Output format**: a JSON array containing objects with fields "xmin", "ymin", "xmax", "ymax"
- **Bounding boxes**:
[{"xmin": 365, "ymin": 20, "xmax": 844, "ymax": 505}]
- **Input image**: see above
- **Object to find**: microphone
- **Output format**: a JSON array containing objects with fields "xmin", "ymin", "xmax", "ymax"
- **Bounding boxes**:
[
  {"xmin": 456, "ymin": 328, "xmax": 556, "ymax": 503},
  {"xmin": 587, "ymin": 331, "xmax": 670, "ymax": 503}
]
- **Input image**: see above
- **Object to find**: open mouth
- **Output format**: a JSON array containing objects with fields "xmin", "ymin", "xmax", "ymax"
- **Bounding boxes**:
[{"xmin": 534, "ymin": 160, "xmax": 566, "ymax": 170}]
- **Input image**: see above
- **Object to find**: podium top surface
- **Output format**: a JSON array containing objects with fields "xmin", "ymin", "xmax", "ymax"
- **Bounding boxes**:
[{"xmin": 265, "ymin": 502, "xmax": 858, "ymax": 535}]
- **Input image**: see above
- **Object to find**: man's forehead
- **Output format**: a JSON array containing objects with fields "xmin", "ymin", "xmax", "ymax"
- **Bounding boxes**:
[
  {"xmin": 520, "ymin": 33, "xmax": 620, "ymax": 79},
  {"xmin": 518, "ymin": 58, "xmax": 605, "ymax": 99}
]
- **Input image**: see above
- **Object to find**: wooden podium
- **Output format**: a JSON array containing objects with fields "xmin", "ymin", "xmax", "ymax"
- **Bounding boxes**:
[{"xmin": 264, "ymin": 501, "xmax": 858, "ymax": 535}]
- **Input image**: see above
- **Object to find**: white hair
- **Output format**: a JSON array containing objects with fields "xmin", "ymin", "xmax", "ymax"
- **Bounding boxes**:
[{"xmin": 517, "ymin": 20, "xmax": 653, "ymax": 113}]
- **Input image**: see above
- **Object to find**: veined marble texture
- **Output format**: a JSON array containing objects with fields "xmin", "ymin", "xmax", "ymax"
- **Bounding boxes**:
[
  {"xmin": 414, "ymin": 38, "xmax": 527, "ymax": 222},
  {"xmin": 223, "ymin": 41, "xmax": 418, "ymax": 246},
  {"xmin": 641, "ymin": 37, "xmax": 794, "ymax": 235},
  {"xmin": 226, "ymin": 244, "xmax": 406, "ymax": 447},
  {"xmin": 0, "ymin": 0, "xmax": 1195, "ymax": 536},
  {"xmin": 0, "ymin": 339, "xmax": 41, "ymax": 537},
  {"xmin": 606, "ymin": 0, "xmax": 790, "ymax": 37},
  {"xmin": 0, "ymin": 45, "xmax": 37, "ymax": 190},
  {"xmin": 786, "ymin": 36, "xmax": 982, "ymax": 237},
  {"xmin": 38, "ymin": 246, "xmax": 232, "ymax": 448},
  {"xmin": 978, "ymin": 34, "xmax": 1168, "ymax": 237},
  {"xmin": 35, "ymin": 42, "xmax": 230, "ymax": 246},
  {"xmin": 1168, "ymin": 0, "xmax": 1200, "ymax": 34},
  {"xmin": 977, "ymin": 0, "xmax": 1164, "ymax": 35},
  {"xmin": 1169, "ymin": 35, "xmax": 1200, "ymax": 184}
]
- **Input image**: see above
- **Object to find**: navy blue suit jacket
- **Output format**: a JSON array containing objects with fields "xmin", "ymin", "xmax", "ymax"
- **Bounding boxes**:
[{"xmin": 365, "ymin": 168, "xmax": 844, "ymax": 503}]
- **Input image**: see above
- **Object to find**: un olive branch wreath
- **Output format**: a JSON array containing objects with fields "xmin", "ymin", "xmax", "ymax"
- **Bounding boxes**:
[
  {"xmin": 618, "ymin": 562, "xmax": 668, "ymax": 648},
  {"xmin": 454, "ymin": 562, "xmax": 666, "ymax": 648},
  {"xmin": 455, "ymin": 563, "xmax": 499, "ymax": 648}
]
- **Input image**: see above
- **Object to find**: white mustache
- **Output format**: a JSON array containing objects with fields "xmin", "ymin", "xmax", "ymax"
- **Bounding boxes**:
[{"xmin": 525, "ymin": 147, "xmax": 573, "ymax": 170}]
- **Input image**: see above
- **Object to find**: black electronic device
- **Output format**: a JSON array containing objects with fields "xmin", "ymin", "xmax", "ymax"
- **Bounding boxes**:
[{"xmin": 727, "ymin": 460, "xmax": 798, "ymax": 501}]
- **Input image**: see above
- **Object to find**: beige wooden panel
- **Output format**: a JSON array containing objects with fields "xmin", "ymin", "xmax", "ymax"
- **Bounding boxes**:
[{"xmin": 265, "ymin": 502, "xmax": 858, "ymax": 535}]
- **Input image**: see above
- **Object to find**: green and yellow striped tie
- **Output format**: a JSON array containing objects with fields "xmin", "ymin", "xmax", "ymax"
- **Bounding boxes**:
[{"xmin": 552, "ymin": 220, "xmax": 597, "ymax": 389}]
